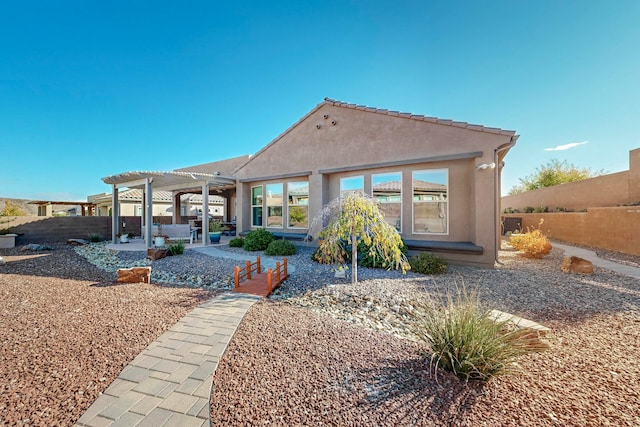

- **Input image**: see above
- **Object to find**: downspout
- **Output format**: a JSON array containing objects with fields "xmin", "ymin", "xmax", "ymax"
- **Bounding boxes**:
[{"xmin": 494, "ymin": 135, "xmax": 519, "ymax": 265}]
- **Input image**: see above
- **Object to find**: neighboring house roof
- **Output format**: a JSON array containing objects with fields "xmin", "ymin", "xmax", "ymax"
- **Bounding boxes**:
[
  {"xmin": 372, "ymin": 180, "xmax": 446, "ymax": 192},
  {"xmin": 235, "ymin": 97, "xmax": 517, "ymax": 174},
  {"xmin": 413, "ymin": 180, "xmax": 447, "ymax": 192},
  {"xmin": 91, "ymin": 189, "xmax": 224, "ymax": 204}
]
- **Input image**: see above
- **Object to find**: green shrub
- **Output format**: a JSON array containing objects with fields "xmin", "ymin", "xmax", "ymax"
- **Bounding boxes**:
[
  {"xmin": 357, "ymin": 239, "xmax": 408, "ymax": 268},
  {"xmin": 314, "ymin": 238, "xmax": 407, "ymax": 269},
  {"xmin": 229, "ymin": 237, "xmax": 244, "ymax": 248},
  {"xmin": 168, "ymin": 240, "xmax": 186, "ymax": 255},
  {"xmin": 409, "ymin": 252, "xmax": 448, "ymax": 274},
  {"xmin": 413, "ymin": 286, "xmax": 541, "ymax": 381},
  {"xmin": 88, "ymin": 233, "xmax": 103, "ymax": 242},
  {"xmin": 265, "ymin": 239, "xmax": 297, "ymax": 256},
  {"xmin": 523, "ymin": 206, "xmax": 535, "ymax": 213},
  {"xmin": 243, "ymin": 228, "xmax": 275, "ymax": 251}
]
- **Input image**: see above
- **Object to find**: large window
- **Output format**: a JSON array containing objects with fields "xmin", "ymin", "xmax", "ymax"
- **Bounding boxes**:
[
  {"xmin": 288, "ymin": 181, "xmax": 309, "ymax": 228},
  {"xmin": 413, "ymin": 170, "xmax": 448, "ymax": 234},
  {"xmin": 266, "ymin": 183, "xmax": 283, "ymax": 228},
  {"xmin": 372, "ymin": 172, "xmax": 402, "ymax": 231},
  {"xmin": 251, "ymin": 186, "xmax": 263, "ymax": 227},
  {"xmin": 340, "ymin": 176, "xmax": 364, "ymax": 197}
]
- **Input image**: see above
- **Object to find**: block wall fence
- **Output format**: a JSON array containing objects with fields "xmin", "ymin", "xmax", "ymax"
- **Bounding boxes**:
[
  {"xmin": 502, "ymin": 207, "xmax": 640, "ymax": 256},
  {"xmin": 501, "ymin": 148, "xmax": 640, "ymax": 212}
]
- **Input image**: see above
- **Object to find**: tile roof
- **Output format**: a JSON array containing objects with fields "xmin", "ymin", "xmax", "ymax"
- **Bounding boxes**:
[{"xmin": 323, "ymin": 97, "xmax": 517, "ymax": 137}]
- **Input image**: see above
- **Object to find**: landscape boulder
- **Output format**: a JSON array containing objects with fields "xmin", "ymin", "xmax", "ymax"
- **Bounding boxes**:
[
  {"xmin": 67, "ymin": 239, "xmax": 89, "ymax": 246},
  {"xmin": 147, "ymin": 248, "xmax": 170, "ymax": 261},
  {"xmin": 117, "ymin": 267, "xmax": 152, "ymax": 284},
  {"xmin": 561, "ymin": 256, "xmax": 594, "ymax": 274},
  {"xmin": 0, "ymin": 256, "xmax": 5, "ymax": 265}
]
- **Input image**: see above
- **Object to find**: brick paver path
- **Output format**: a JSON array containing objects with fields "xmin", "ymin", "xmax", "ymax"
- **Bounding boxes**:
[{"xmin": 74, "ymin": 292, "xmax": 260, "ymax": 427}]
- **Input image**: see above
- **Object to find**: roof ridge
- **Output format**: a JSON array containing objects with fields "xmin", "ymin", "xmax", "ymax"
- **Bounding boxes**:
[{"xmin": 322, "ymin": 97, "xmax": 516, "ymax": 136}]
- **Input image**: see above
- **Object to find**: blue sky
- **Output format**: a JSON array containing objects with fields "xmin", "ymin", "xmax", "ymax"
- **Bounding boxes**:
[{"xmin": 1, "ymin": 1, "xmax": 638, "ymax": 200}]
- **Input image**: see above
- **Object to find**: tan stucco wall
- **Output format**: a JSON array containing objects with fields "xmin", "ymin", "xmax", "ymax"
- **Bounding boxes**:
[
  {"xmin": 502, "ymin": 148, "xmax": 640, "ymax": 212},
  {"xmin": 234, "ymin": 102, "xmax": 515, "ymax": 267},
  {"xmin": 503, "ymin": 208, "xmax": 640, "ymax": 256}
]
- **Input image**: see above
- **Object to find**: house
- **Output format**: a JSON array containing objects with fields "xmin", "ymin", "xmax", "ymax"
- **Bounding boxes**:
[
  {"xmin": 88, "ymin": 189, "xmax": 225, "ymax": 218},
  {"xmin": 102, "ymin": 98, "xmax": 517, "ymax": 266}
]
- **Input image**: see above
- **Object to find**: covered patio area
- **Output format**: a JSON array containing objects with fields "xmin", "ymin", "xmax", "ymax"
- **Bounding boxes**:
[{"xmin": 102, "ymin": 170, "xmax": 236, "ymax": 249}]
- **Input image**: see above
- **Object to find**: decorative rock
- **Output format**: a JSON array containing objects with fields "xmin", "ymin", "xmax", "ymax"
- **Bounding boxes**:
[
  {"xmin": 0, "ymin": 256, "xmax": 5, "ymax": 265},
  {"xmin": 117, "ymin": 267, "xmax": 152, "ymax": 283},
  {"xmin": 20, "ymin": 243, "xmax": 55, "ymax": 252},
  {"xmin": 67, "ymin": 239, "xmax": 89, "ymax": 246},
  {"xmin": 561, "ymin": 256, "xmax": 594, "ymax": 274},
  {"xmin": 147, "ymin": 248, "xmax": 170, "ymax": 261}
]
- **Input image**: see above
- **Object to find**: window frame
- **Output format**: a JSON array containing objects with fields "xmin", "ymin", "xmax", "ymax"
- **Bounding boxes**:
[
  {"xmin": 251, "ymin": 185, "xmax": 263, "ymax": 228},
  {"xmin": 371, "ymin": 172, "xmax": 402, "ymax": 233},
  {"xmin": 412, "ymin": 169, "xmax": 449, "ymax": 235},
  {"xmin": 265, "ymin": 183, "xmax": 284, "ymax": 229},
  {"xmin": 287, "ymin": 181, "xmax": 309, "ymax": 229}
]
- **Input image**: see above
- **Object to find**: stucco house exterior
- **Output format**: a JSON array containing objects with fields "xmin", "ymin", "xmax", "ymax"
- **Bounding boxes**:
[{"xmin": 102, "ymin": 98, "xmax": 517, "ymax": 267}]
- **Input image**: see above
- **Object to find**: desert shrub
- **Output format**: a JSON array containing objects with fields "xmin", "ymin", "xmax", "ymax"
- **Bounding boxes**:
[
  {"xmin": 413, "ymin": 286, "xmax": 541, "ymax": 381},
  {"xmin": 265, "ymin": 239, "xmax": 297, "ymax": 256},
  {"xmin": 409, "ymin": 252, "xmax": 448, "ymax": 274},
  {"xmin": 0, "ymin": 200, "xmax": 26, "ymax": 216},
  {"xmin": 88, "ymin": 233, "xmax": 103, "ymax": 242},
  {"xmin": 508, "ymin": 220, "xmax": 552, "ymax": 258},
  {"xmin": 229, "ymin": 237, "xmax": 244, "ymax": 248},
  {"xmin": 533, "ymin": 206, "xmax": 549, "ymax": 213},
  {"xmin": 168, "ymin": 240, "xmax": 186, "ymax": 255},
  {"xmin": 523, "ymin": 206, "xmax": 535, "ymax": 213},
  {"xmin": 243, "ymin": 228, "xmax": 274, "ymax": 251}
]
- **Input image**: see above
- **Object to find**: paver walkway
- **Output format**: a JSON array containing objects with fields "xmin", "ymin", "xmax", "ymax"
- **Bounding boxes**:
[{"xmin": 74, "ymin": 292, "xmax": 260, "ymax": 427}]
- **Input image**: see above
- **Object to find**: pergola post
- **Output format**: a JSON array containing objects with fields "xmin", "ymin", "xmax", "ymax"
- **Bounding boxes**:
[
  {"xmin": 173, "ymin": 193, "xmax": 181, "ymax": 224},
  {"xmin": 111, "ymin": 185, "xmax": 119, "ymax": 243},
  {"xmin": 144, "ymin": 178, "xmax": 153, "ymax": 249},
  {"xmin": 202, "ymin": 182, "xmax": 209, "ymax": 247}
]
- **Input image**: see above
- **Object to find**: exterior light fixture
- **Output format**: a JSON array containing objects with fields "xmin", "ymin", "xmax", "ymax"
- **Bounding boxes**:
[{"xmin": 476, "ymin": 162, "xmax": 496, "ymax": 170}]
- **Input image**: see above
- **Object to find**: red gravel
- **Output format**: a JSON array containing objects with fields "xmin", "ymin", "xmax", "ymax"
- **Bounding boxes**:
[{"xmin": 0, "ymin": 244, "xmax": 215, "ymax": 426}]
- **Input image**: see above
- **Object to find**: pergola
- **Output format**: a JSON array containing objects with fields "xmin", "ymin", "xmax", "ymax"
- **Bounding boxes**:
[{"xmin": 102, "ymin": 170, "xmax": 236, "ymax": 248}]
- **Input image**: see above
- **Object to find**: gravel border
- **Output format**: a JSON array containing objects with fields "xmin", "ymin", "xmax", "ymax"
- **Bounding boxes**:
[{"xmin": 2, "ymin": 241, "xmax": 639, "ymax": 426}]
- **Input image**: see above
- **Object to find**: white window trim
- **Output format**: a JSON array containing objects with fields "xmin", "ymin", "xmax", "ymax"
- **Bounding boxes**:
[
  {"xmin": 412, "ymin": 169, "xmax": 449, "ymax": 235},
  {"xmin": 287, "ymin": 181, "xmax": 309, "ymax": 230},
  {"xmin": 266, "ymin": 183, "xmax": 284, "ymax": 229},
  {"xmin": 251, "ymin": 185, "xmax": 263, "ymax": 228}
]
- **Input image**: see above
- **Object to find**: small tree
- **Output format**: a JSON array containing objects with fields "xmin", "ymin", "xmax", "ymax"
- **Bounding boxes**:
[
  {"xmin": 509, "ymin": 159, "xmax": 604, "ymax": 195},
  {"xmin": 310, "ymin": 192, "xmax": 410, "ymax": 283},
  {"xmin": 0, "ymin": 200, "xmax": 26, "ymax": 216}
]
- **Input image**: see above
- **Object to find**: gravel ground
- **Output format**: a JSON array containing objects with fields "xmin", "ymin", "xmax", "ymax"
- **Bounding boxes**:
[
  {"xmin": 211, "ymin": 242, "xmax": 640, "ymax": 426},
  {"xmin": 2, "ymin": 241, "xmax": 640, "ymax": 426},
  {"xmin": 0, "ymin": 243, "xmax": 216, "ymax": 426}
]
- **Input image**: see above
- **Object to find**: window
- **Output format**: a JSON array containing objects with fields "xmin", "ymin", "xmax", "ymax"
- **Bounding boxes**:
[
  {"xmin": 251, "ymin": 186, "xmax": 263, "ymax": 227},
  {"xmin": 287, "ymin": 181, "xmax": 309, "ymax": 228},
  {"xmin": 372, "ymin": 172, "xmax": 402, "ymax": 232},
  {"xmin": 413, "ymin": 170, "xmax": 448, "ymax": 234},
  {"xmin": 340, "ymin": 176, "xmax": 364, "ymax": 197},
  {"xmin": 266, "ymin": 183, "xmax": 283, "ymax": 228}
]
